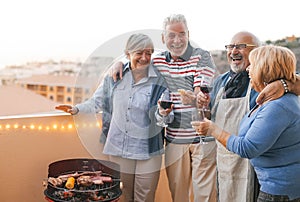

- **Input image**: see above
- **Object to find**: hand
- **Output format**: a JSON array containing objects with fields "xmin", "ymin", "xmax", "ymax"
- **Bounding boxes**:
[
  {"xmin": 158, "ymin": 100, "xmax": 173, "ymax": 116},
  {"xmin": 55, "ymin": 104, "xmax": 78, "ymax": 115},
  {"xmin": 191, "ymin": 118, "xmax": 210, "ymax": 136},
  {"xmin": 290, "ymin": 74, "xmax": 300, "ymax": 95},
  {"xmin": 108, "ymin": 61, "xmax": 124, "ymax": 82},
  {"xmin": 196, "ymin": 91, "xmax": 210, "ymax": 108},
  {"xmin": 191, "ymin": 118, "xmax": 229, "ymax": 147},
  {"xmin": 178, "ymin": 89, "xmax": 196, "ymax": 105},
  {"xmin": 256, "ymin": 80, "xmax": 284, "ymax": 105}
]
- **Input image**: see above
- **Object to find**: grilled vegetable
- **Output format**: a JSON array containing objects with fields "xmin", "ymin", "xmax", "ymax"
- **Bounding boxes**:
[{"xmin": 65, "ymin": 177, "xmax": 75, "ymax": 189}]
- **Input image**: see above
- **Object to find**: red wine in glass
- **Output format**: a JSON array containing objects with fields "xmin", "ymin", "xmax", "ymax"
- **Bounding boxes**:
[
  {"xmin": 160, "ymin": 100, "xmax": 173, "ymax": 109},
  {"xmin": 200, "ymin": 86, "xmax": 212, "ymax": 94},
  {"xmin": 157, "ymin": 92, "xmax": 172, "ymax": 127}
]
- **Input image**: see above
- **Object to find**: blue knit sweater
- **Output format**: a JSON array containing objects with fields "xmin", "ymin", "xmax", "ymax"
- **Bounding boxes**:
[{"xmin": 227, "ymin": 94, "xmax": 300, "ymax": 200}]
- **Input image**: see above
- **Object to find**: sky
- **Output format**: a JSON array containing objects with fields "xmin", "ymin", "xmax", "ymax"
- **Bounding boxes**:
[{"xmin": 0, "ymin": 0, "xmax": 299, "ymax": 69}]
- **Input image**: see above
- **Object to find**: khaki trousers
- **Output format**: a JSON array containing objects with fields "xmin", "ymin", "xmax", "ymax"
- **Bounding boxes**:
[
  {"xmin": 165, "ymin": 142, "xmax": 217, "ymax": 202},
  {"xmin": 109, "ymin": 155, "xmax": 162, "ymax": 202}
]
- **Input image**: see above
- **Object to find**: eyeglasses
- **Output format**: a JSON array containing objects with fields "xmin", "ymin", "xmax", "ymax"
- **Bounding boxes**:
[{"xmin": 225, "ymin": 44, "xmax": 256, "ymax": 50}]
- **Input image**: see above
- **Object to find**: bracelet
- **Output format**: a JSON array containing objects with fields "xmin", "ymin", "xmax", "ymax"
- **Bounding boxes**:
[
  {"xmin": 71, "ymin": 106, "xmax": 79, "ymax": 115},
  {"xmin": 280, "ymin": 79, "xmax": 289, "ymax": 94}
]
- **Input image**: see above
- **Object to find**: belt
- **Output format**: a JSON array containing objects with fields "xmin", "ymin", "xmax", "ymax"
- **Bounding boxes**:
[
  {"xmin": 201, "ymin": 136, "xmax": 215, "ymax": 142},
  {"xmin": 165, "ymin": 136, "xmax": 215, "ymax": 144}
]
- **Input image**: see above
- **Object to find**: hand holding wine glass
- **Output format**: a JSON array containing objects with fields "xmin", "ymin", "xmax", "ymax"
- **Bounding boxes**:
[
  {"xmin": 191, "ymin": 108, "xmax": 207, "ymax": 144},
  {"xmin": 157, "ymin": 92, "xmax": 173, "ymax": 127}
]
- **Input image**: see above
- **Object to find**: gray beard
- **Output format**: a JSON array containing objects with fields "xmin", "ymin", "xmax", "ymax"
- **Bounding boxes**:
[{"xmin": 230, "ymin": 63, "xmax": 245, "ymax": 73}]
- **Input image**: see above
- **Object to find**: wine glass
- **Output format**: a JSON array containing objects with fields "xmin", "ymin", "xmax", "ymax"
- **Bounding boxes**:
[
  {"xmin": 199, "ymin": 76, "xmax": 213, "ymax": 118},
  {"xmin": 157, "ymin": 92, "xmax": 173, "ymax": 127},
  {"xmin": 191, "ymin": 108, "xmax": 207, "ymax": 144}
]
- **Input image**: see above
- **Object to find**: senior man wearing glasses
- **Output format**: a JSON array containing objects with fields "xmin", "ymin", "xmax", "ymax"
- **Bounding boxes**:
[
  {"xmin": 204, "ymin": 32, "xmax": 260, "ymax": 202},
  {"xmin": 197, "ymin": 32, "xmax": 260, "ymax": 202},
  {"xmin": 213, "ymin": 31, "xmax": 261, "ymax": 202}
]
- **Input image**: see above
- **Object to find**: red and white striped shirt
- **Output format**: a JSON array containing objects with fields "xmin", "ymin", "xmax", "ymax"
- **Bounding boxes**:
[{"xmin": 153, "ymin": 44, "xmax": 215, "ymax": 144}]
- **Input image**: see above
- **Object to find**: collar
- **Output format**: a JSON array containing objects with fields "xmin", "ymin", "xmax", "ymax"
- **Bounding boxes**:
[
  {"xmin": 229, "ymin": 69, "xmax": 235, "ymax": 76},
  {"xmin": 123, "ymin": 62, "xmax": 130, "ymax": 72},
  {"xmin": 125, "ymin": 63, "xmax": 157, "ymax": 78},
  {"xmin": 165, "ymin": 42, "xmax": 193, "ymax": 62},
  {"xmin": 147, "ymin": 64, "xmax": 157, "ymax": 78}
]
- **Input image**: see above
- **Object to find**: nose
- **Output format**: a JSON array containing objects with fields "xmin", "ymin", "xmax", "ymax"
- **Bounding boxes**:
[
  {"xmin": 232, "ymin": 45, "xmax": 240, "ymax": 50},
  {"xmin": 173, "ymin": 34, "xmax": 182, "ymax": 42},
  {"xmin": 246, "ymin": 65, "xmax": 251, "ymax": 72},
  {"xmin": 139, "ymin": 52, "xmax": 149, "ymax": 62},
  {"xmin": 141, "ymin": 52, "xmax": 147, "ymax": 59},
  {"xmin": 230, "ymin": 46, "xmax": 240, "ymax": 54}
]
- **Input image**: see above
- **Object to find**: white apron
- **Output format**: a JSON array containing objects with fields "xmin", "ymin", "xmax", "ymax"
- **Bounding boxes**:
[{"xmin": 211, "ymin": 85, "xmax": 255, "ymax": 202}]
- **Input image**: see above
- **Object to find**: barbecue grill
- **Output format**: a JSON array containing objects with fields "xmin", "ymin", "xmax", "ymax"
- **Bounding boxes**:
[{"xmin": 44, "ymin": 158, "xmax": 122, "ymax": 202}]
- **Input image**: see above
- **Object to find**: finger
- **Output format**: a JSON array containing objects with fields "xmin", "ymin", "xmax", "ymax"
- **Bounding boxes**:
[
  {"xmin": 165, "ymin": 108, "xmax": 172, "ymax": 114},
  {"xmin": 191, "ymin": 122, "xmax": 201, "ymax": 127},
  {"xmin": 119, "ymin": 68, "xmax": 123, "ymax": 80},
  {"xmin": 185, "ymin": 90, "xmax": 194, "ymax": 96},
  {"xmin": 55, "ymin": 105, "xmax": 72, "ymax": 112},
  {"xmin": 255, "ymin": 92, "xmax": 265, "ymax": 105},
  {"xmin": 55, "ymin": 105, "xmax": 67, "ymax": 110},
  {"xmin": 112, "ymin": 73, "xmax": 117, "ymax": 82},
  {"xmin": 56, "ymin": 104, "xmax": 71, "ymax": 108},
  {"xmin": 197, "ymin": 130, "xmax": 207, "ymax": 136}
]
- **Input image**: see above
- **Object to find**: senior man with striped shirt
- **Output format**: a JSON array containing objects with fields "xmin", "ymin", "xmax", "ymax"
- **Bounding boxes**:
[{"xmin": 153, "ymin": 14, "xmax": 216, "ymax": 202}]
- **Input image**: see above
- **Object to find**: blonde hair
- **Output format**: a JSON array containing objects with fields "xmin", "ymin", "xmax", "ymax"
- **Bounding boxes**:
[
  {"xmin": 249, "ymin": 45, "xmax": 296, "ymax": 87},
  {"xmin": 124, "ymin": 33, "xmax": 154, "ymax": 55}
]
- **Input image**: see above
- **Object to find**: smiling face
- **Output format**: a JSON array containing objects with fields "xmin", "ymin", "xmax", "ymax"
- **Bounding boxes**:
[
  {"xmin": 162, "ymin": 22, "xmax": 189, "ymax": 60},
  {"xmin": 247, "ymin": 63, "xmax": 262, "ymax": 92},
  {"xmin": 127, "ymin": 47, "xmax": 153, "ymax": 70},
  {"xmin": 226, "ymin": 32, "xmax": 259, "ymax": 73},
  {"xmin": 124, "ymin": 34, "xmax": 154, "ymax": 70}
]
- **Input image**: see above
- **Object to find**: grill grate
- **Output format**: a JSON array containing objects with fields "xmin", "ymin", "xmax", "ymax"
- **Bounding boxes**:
[{"xmin": 44, "ymin": 159, "xmax": 122, "ymax": 202}]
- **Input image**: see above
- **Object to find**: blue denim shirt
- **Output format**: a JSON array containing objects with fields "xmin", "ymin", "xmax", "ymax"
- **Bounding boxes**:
[{"xmin": 76, "ymin": 64, "xmax": 172, "ymax": 160}]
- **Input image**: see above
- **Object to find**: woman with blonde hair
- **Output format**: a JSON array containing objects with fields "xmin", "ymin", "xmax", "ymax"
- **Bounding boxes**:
[{"xmin": 193, "ymin": 45, "xmax": 300, "ymax": 201}]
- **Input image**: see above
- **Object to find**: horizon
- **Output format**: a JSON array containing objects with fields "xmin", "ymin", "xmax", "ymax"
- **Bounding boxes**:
[{"xmin": 1, "ymin": 33, "xmax": 298, "ymax": 70}]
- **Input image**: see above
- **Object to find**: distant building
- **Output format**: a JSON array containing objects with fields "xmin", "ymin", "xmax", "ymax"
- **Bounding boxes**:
[
  {"xmin": 17, "ymin": 74, "xmax": 99, "ymax": 105},
  {"xmin": 0, "ymin": 72, "xmax": 16, "ymax": 86},
  {"xmin": 2, "ymin": 56, "xmax": 115, "ymax": 106},
  {"xmin": 286, "ymin": 35, "xmax": 297, "ymax": 43}
]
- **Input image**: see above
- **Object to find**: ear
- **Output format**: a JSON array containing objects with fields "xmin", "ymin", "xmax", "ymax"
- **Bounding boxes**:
[
  {"xmin": 161, "ymin": 33, "xmax": 165, "ymax": 44},
  {"xmin": 125, "ymin": 51, "xmax": 130, "ymax": 60}
]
